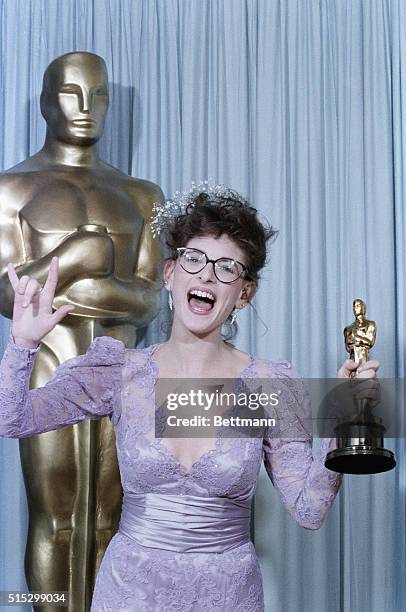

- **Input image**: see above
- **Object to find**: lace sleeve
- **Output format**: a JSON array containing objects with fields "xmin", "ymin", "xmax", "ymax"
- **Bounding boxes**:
[
  {"xmin": 262, "ymin": 360, "xmax": 343, "ymax": 530},
  {"xmin": 0, "ymin": 329, "xmax": 125, "ymax": 438}
]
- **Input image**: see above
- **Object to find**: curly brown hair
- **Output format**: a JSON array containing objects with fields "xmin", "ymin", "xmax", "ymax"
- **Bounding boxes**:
[{"xmin": 164, "ymin": 191, "xmax": 278, "ymax": 284}]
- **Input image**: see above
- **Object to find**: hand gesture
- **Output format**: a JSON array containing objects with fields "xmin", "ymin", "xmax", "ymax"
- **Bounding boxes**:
[{"xmin": 7, "ymin": 256, "xmax": 75, "ymax": 348}]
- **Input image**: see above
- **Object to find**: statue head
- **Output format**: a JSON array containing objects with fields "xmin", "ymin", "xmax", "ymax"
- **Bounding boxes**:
[
  {"xmin": 353, "ymin": 298, "xmax": 366, "ymax": 317},
  {"xmin": 40, "ymin": 52, "xmax": 109, "ymax": 145}
]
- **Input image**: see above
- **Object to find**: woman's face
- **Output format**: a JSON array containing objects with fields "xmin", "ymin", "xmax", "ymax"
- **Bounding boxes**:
[{"xmin": 163, "ymin": 234, "xmax": 256, "ymax": 338}]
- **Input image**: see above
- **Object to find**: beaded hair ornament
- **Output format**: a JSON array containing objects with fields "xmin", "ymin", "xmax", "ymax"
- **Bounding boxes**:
[{"xmin": 150, "ymin": 179, "xmax": 251, "ymax": 238}]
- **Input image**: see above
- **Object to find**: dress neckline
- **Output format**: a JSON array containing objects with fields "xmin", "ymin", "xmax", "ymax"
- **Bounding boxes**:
[
  {"xmin": 144, "ymin": 342, "xmax": 257, "ymax": 477},
  {"xmin": 146, "ymin": 342, "xmax": 257, "ymax": 380}
]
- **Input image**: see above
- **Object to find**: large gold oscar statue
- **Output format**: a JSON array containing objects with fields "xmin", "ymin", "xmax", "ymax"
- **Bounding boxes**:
[{"xmin": 0, "ymin": 52, "xmax": 163, "ymax": 611}]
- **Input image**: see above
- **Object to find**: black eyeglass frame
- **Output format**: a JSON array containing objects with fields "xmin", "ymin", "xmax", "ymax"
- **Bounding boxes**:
[{"xmin": 175, "ymin": 247, "xmax": 247, "ymax": 283}]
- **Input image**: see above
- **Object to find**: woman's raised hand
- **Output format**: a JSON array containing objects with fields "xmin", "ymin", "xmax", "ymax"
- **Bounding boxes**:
[{"xmin": 7, "ymin": 256, "xmax": 75, "ymax": 348}]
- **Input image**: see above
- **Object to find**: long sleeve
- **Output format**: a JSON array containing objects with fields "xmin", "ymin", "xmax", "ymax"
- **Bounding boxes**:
[
  {"xmin": 262, "ymin": 360, "xmax": 343, "ymax": 530},
  {"xmin": 0, "ymin": 329, "xmax": 125, "ymax": 438}
]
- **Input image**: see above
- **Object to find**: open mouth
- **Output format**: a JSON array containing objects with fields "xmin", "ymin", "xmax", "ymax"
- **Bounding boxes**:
[{"xmin": 187, "ymin": 289, "xmax": 216, "ymax": 313}]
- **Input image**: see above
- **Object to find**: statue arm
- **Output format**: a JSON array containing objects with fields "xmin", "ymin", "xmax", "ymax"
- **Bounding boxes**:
[
  {"xmin": 0, "ymin": 218, "xmax": 114, "ymax": 320},
  {"xmin": 352, "ymin": 329, "xmax": 375, "ymax": 347},
  {"xmin": 68, "ymin": 182, "xmax": 165, "ymax": 325},
  {"xmin": 368, "ymin": 322, "xmax": 377, "ymax": 345},
  {"xmin": 133, "ymin": 184, "xmax": 164, "ymax": 286},
  {"xmin": 344, "ymin": 326, "xmax": 355, "ymax": 352},
  {"xmin": 344, "ymin": 325, "xmax": 375, "ymax": 349},
  {"xmin": 50, "ymin": 185, "xmax": 165, "ymax": 324},
  {"xmin": 0, "ymin": 180, "xmax": 163, "ymax": 324}
]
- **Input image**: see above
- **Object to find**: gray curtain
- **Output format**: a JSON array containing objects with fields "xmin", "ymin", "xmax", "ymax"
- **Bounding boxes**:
[{"xmin": 0, "ymin": 1, "xmax": 404, "ymax": 610}]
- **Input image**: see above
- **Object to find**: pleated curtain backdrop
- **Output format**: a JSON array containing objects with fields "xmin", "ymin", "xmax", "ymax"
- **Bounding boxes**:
[{"xmin": 0, "ymin": 1, "xmax": 405, "ymax": 610}]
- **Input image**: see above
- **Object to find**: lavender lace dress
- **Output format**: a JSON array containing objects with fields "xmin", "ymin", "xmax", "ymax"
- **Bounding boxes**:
[{"xmin": 0, "ymin": 331, "xmax": 343, "ymax": 611}]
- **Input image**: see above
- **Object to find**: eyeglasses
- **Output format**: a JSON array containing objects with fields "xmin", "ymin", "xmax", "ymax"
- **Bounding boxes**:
[{"xmin": 176, "ymin": 247, "xmax": 247, "ymax": 283}]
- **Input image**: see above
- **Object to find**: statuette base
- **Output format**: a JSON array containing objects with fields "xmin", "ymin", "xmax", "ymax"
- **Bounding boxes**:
[{"xmin": 326, "ymin": 442, "xmax": 396, "ymax": 474}]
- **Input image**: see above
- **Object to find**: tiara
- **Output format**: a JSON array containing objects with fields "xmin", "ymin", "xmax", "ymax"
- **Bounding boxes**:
[{"xmin": 150, "ymin": 179, "xmax": 250, "ymax": 238}]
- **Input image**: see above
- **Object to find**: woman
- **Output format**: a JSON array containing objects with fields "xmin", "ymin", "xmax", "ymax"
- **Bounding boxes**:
[{"xmin": 0, "ymin": 184, "xmax": 378, "ymax": 611}]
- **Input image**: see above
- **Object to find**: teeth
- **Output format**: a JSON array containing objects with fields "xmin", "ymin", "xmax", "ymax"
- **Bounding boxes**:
[{"xmin": 189, "ymin": 290, "xmax": 215, "ymax": 302}]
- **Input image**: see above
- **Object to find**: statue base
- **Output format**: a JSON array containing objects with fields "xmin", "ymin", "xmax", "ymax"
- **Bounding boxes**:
[{"xmin": 324, "ymin": 418, "xmax": 396, "ymax": 474}]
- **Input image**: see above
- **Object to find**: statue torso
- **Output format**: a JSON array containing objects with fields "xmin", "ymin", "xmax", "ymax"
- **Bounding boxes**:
[
  {"xmin": 344, "ymin": 319, "xmax": 376, "ymax": 340},
  {"xmin": 1, "ymin": 162, "xmax": 149, "ymax": 279}
]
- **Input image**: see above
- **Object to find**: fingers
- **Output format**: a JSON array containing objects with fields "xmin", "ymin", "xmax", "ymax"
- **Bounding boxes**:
[
  {"xmin": 7, "ymin": 256, "xmax": 59, "ymax": 306},
  {"xmin": 356, "ymin": 368, "xmax": 377, "ymax": 379},
  {"xmin": 21, "ymin": 278, "xmax": 43, "ymax": 307},
  {"xmin": 42, "ymin": 256, "xmax": 58, "ymax": 295},
  {"xmin": 344, "ymin": 359, "xmax": 358, "ymax": 371},
  {"xmin": 9, "ymin": 272, "xmax": 39, "ymax": 308},
  {"xmin": 16, "ymin": 275, "xmax": 30, "ymax": 296},
  {"xmin": 6, "ymin": 262, "xmax": 20, "ymax": 290},
  {"xmin": 6, "ymin": 257, "xmax": 74, "ymax": 327},
  {"xmin": 337, "ymin": 359, "xmax": 358, "ymax": 378},
  {"xmin": 51, "ymin": 304, "xmax": 76, "ymax": 325},
  {"xmin": 337, "ymin": 359, "xmax": 380, "ymax": 379},
  {"xmin": 357, "ymin": 360, "xmax": 380, "ymax": 378}
]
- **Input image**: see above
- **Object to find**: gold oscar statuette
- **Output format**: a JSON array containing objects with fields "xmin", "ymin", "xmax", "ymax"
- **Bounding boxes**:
[{"xmin": 325, "ymin": 299, "xmax": 396, "ymax": 474}]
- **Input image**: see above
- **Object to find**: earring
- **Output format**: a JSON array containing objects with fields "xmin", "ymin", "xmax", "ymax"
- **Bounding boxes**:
[
  {"xmin": 164, "ymin": 280, "xmax": 173, "ymax": 311},
  {"xmin": 230, "ymin": 308, "xmax": 239, "ymax": 325}
]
